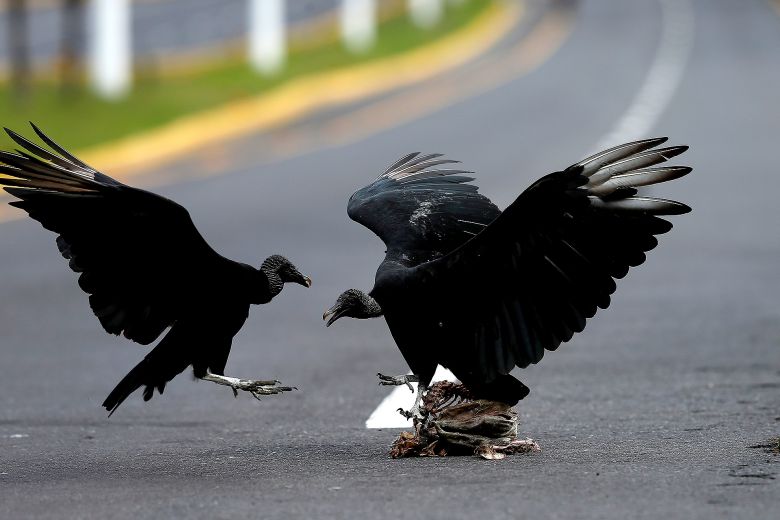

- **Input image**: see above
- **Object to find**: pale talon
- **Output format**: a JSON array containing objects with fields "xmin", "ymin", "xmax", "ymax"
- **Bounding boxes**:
[
  {"xmin": 201, "ymin": 371, "xmax": 295, "ymax": 401},
  {"xmin": 377, "ymin": 373, "xmax": 419, "ymax": 392}
]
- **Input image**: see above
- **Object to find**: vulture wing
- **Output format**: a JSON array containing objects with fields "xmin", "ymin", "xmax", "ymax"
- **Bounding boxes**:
[
  {"xmin": 347, "ymin": 153, "xmax": 501, "ymax": 266},
  {"xmin": 0, "ymin": 124, "xmax": 226, "ymax": 345},
  {"xmin": 406, "ymin": 138, "xmax": 692, "ymax": 381}
]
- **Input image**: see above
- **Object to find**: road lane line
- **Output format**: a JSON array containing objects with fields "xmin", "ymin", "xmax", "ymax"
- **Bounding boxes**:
[
  {"xmin": 139, "ymin": 4, "xmax": 572, "ymax": 194},
  {"xmin": 592, "ymin": 0, "xmax": 694, "ymax": 151},
  {"xmin": 323, "ymin": 3, "xmax": 574, "ymax": 153},
  {"xmin": 76, "ymin": 2, "xmax": 518, "ymax": 177},
  {"xmin": 0, "ymin": 1, "xmax": 519, "ymax": 225}
]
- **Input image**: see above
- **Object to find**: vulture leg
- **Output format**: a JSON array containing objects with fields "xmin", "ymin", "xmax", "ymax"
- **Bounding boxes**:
[
  {"xmin": 201, "ymin": 371, "xmax": 295, "ymax": 400},
  {"xmin": 398, "ymin": 380, "xmax": 428, "ymax": 422},
  {"xmin": 377, "ymin": 372, "xmax": 420, "ymax": 392}
]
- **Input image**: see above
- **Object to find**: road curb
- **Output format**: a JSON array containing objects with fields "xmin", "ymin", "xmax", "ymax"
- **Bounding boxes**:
[{"xmin": 74, "ymin": 1, "xmax": 520, "ymax": 178}]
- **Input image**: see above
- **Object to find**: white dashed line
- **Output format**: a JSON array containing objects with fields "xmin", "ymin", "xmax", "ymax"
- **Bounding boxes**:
[{"xmin": 593, "ymin": 0, "xmax": 694, "ymax": 151}]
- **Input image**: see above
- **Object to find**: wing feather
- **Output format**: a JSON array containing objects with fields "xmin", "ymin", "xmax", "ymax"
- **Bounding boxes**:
[
  {"xmin": 1, "ymin": 125, "xmax": 226, "ymax": 345},
  {"xmin": 348, "ymin": 152, "xmax": 500, "ymax": 266},
  {"xmin": 406, "ymin": 138, "xmax": 692, "ymax": 380}
]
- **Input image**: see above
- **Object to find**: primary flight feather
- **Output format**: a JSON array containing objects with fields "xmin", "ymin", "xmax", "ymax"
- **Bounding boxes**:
[
  {"xmin": 325, "ymin": 138, "xmax": 691, "ymax": 417},
  {"xmin": 0, "ymin": 124, "xmax": 311, "ymax": 415}
]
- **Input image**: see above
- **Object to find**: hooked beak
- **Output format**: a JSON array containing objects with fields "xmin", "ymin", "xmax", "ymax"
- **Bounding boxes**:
[
  {"xmin": 322, "ymin": 304, "xmax": 345, "ymax": 327},
  {"xmin": 296, "ymin": 274, "xmax": 312, "ymax": 288}
]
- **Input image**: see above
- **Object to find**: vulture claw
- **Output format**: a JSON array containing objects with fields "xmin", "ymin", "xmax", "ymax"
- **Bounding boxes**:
[
  {"xmin": 201, "ymin": 371, "xmax": 296, "ymax": 401},
  {"xmin": 377, "ymin": 373, "xmax": 419, "ymax": 393}
]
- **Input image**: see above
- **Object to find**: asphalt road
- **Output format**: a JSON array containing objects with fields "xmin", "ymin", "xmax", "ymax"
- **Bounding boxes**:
[
  {"xmin": 0, "ymin": 0, "xmax": 340, "ymax": 67},
  {"xmin": 1, "ymin": 0, "xmax": 779, "ymax": 518}
]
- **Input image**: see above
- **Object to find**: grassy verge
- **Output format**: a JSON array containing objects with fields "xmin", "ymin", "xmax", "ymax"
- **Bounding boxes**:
[{"xmin": 0, "ymin": 0, "xmax": 489, "ymax": 150}]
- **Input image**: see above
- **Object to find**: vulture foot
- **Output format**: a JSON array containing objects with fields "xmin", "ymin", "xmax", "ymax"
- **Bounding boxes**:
[
  {"xmin": 377, "ymin": 373, "xmax": 419, "ymax": 392},
  {"xmin": 397, "ymin": 404, "xmax": 423, "ymax": 422},
  {"xmin": 202, "ymin": 372, "xmax": 296, "ymax": 400}
]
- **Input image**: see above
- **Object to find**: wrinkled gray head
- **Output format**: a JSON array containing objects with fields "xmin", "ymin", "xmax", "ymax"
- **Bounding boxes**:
[
  {"xmin": 261, "ymin": 254, "xmax": 311, "ymax": 292},
  {"xmin": 323, "ymin": 289, "xmax": 382, "ymax": 327}
]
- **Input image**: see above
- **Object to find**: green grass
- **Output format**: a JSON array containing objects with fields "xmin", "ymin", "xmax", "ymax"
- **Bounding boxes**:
[{"xmin": 0, "ymin": 0, "xmax": 489, "ymax": 150}]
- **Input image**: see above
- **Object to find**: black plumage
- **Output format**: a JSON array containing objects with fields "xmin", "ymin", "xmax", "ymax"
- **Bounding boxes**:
[
  {"xmin": 0, "ymin": 124, "xmax": 311, "ymax": 415},
  {"xmin": 325, "ymin": 138, "xmax": 691, "ymax": 412}
]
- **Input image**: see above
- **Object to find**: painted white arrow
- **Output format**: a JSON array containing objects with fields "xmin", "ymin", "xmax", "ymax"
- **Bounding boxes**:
[{"xmin": 365, "ymin": 365, "xmax": 458, "ymax": 428}]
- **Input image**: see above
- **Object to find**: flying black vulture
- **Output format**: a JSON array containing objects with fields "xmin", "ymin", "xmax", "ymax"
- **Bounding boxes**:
[
  {"xmin": 0, "ymin": 124, "xmax": 311, "ymax": 415},
  {"xmin": 324, "ymin": 138, "xmax": 691, "ymax": 418}
]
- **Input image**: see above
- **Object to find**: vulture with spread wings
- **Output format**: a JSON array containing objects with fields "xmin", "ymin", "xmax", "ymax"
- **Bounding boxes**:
[
  {"xmin": 0, "ymin": 124, "xmax": 311, "ymax": 415},
  {"xmin": 324, "ymin": 138, "xmax": 691, "ymax": 418}
]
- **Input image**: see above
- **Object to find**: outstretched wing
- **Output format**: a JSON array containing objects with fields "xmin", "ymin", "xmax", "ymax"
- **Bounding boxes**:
[
  {"xmin": 347, "ymin": 153, "xmax": 501, "ymax": 266},
  {"xmin": 407, "ymin": 138, "xmax": 692, "ymax": 381},
  {"xmin": 0, "ymin": 124, "xmax": 226, "ymax": 345}
]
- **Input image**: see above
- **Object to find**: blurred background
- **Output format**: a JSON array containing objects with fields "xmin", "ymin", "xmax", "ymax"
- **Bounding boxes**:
[
  {"xmin": 0, "ymin": 0, "xmax": 779, "ymax": 517},
  {"xmin": 0, "ymin": 0, "xmax": 480, "ymax": 149}
]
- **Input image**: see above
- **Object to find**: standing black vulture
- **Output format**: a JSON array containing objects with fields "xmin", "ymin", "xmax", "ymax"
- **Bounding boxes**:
[
  {"xmin": 0, "ymin": 124, "xmax": 311, "ymax": 415},
  {"xmin": 324, "ymin": 138, "xmax": 691, "ymax": 419}
]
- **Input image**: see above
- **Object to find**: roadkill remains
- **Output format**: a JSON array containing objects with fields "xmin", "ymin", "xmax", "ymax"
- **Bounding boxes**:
[{"xmin": 390, "ymin": 382, "xmax": 540, "ymax": 460}]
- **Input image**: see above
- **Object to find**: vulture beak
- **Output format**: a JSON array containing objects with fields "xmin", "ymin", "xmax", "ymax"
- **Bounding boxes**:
[
  {"xmin": 323, "ymin": 304, "xmax": 344, "ymax": 327},
  {"xmin": 295, "ymin": 274, "xmax": 312, "ymax": 288}
]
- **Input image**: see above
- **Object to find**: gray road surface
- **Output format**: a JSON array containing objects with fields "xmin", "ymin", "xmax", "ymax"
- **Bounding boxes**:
[{"xmin": 1, "ymin": 0, "xmax": 779, "ymax": 518}]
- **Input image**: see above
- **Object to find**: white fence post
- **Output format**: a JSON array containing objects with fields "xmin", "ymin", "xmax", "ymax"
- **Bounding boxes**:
[
  {"xmin": 408, "ymin": 0, "xmax": 443, "ymax": 28},
  {"xmin": 341, "ymin": 0, "xmax": 376, "ymax": 54},
  {"xmin": 249, "ymin": 0, "xmax": 286, "ymax": 75},
  {"xmin": 88, "ymin": 0, "xmax": 131, "ymax": 99}
]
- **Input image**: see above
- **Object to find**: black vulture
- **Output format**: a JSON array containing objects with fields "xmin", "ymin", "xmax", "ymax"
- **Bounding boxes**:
[
  {"xmin": 0, "ymin": 124, "xmax": 311, "ymax": 415},
  {"xmin": 324, "ymin": 138, "xmax": 691, "ymax": 418}
]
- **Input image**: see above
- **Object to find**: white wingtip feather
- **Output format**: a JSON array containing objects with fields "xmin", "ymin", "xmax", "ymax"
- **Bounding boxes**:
[
  {"xmin": 588, "ymin": 196, "xmax": 691, "ymax": 215},
  {"xmin": 575, "ymin": 137, "xmax": 668, "ymax": 177},
  {"xmin": 587, "ymin": 166, "xmax": 692, "ymax": 196}
]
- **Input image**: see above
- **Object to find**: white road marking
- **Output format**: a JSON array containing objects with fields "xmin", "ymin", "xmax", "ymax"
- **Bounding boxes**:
[
  {"xmin": 365, "ymin": 365, "xmax": 457, "ymax": 429},
  {"xmin": 593, "ymin": 0, "xmax": 694, "ymax": 151},
  {"xmin": 365, "ymin": 0, "xmax": 695, "ymax": 429}
]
